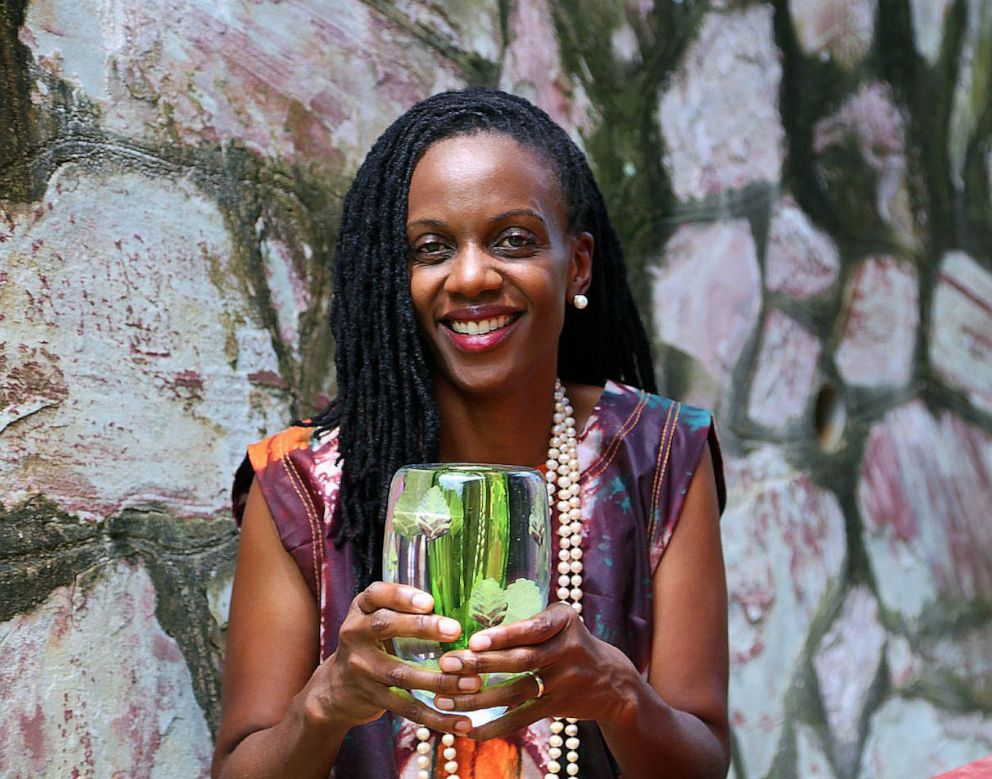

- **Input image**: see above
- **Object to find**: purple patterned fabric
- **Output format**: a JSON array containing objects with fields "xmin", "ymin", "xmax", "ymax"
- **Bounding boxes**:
[{"xmin": 235, "ymin": 380, "xmax": 725, "ymax": 777}]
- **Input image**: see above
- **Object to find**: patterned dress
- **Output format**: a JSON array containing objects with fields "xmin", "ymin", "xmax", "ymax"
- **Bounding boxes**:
[{"xmin": 233, "ymin": 381, "xmax": 725, "ymax": 778}]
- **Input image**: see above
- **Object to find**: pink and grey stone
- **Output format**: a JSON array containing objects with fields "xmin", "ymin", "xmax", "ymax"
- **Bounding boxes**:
[
  {"xmin": 813, "ymin": 586, "xmax": 886, "ymax": 768},
  {"xmin": 20, "ymin": 0, "xmax": 467, "ymax": 171},
  {"xmin": 0, "ymin": 164, "xmax": 292, "ymax": 519},
  {"xmin": 789, "ymin": 0, "xmax": 877, "ymax": 67},
  {"xmin": 909, "ymin": 0, "xmax": 954, "ymax": 63},
  {"xmin": 651, "ymin": 220, "xmax": 762, "ymax": 412},
  {"xmin": 765, "ymin": 196, "xmax": 840, "ymax": 298},
  {"xmin": 814, "ymin": 83, "xmax": 916, "ymax": 242},
  {"xmin": 834, "ymin": 256, "xmax": 919, "ymax": 388},
  {"xmin": 747, "ymin": 309, "xmax": 822, "ymax": 429},
  {"xmin": 856, "ymin": 698, "xmax": 992, "ymax": 779},
  {"xmin": 722, "ymin": 447, "xmax": 847, "ymax": 779},
  {"xmin": 930, "ymin": 251, "xmax": 992, "ymax": 415},
  {"xmin": 858, "ymin": 401, "xmax": 992, "ymax": 620},
  {"xmin": 658, "ymin": 6, "xmax": 785, "ymax": 200},
  {"xmin": 499, "ymin": 0, "xmax": 594, "ymax": 140},
  {"xmin": 0, "ymin": 562, "xmax": 212, "ymax": 777}
]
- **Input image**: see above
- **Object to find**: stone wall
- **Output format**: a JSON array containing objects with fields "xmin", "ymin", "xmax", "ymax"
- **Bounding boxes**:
[{"xmin": 1, "ymin": 1, "xmax": 990, "ymax": 777}]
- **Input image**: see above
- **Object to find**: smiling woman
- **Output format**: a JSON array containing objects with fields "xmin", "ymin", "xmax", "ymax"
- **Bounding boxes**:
[{"xmin": 213, "ymin": 88, "xmax": 729, "ymax": 779}]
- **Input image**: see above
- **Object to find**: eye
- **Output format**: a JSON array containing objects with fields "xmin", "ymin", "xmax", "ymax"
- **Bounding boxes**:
[
  {"xmin": 494, "ymin": 230, "xmax": 537, "ymax": 254},
  {"xmin": 410, "ymin": 237, "xmax": 452, "ymax": 262}
]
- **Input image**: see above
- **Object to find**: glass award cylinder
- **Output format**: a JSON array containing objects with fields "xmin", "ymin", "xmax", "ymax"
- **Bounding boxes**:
[{"xmin": 382, "ymin": 464, "xmax": 552, "ymax": 726}]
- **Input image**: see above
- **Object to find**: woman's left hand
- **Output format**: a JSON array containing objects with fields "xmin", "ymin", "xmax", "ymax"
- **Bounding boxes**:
[{"xmin": 432, "ymin": 601, "xmax": 638, "ymax": 739}]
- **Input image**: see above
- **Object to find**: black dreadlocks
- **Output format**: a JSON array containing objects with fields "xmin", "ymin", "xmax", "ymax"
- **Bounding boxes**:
[{"xmin": 309, "ymin": 87, "xmax": 656, "ymax": 588}]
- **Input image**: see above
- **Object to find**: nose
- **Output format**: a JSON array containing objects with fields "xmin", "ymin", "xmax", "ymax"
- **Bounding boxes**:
[{"xmin": 443, "ymin": 242, "xmax": 501, "ymax": 298}]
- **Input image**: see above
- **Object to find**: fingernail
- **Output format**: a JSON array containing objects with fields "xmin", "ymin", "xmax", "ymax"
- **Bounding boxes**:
[
  {"xmin": 469, "ymin": 634, "xmax": 491, "ymax": 651},
  {"xmin": 412, "ymin": 592, "xmax": 433, "ymax": 610},
  {"xmin": 440, "ymin": 657, "xmax": 462, "ymax": 673},
  {"xmin": 438, "ymin": 617, "xmax": 460, "ymax": 637},
  {"xmin": 455, "ymin": 720, "xmax": 471, "ymax": 733},
  {"xmin": 458, "ymin": 676, "xmax": 478, "ymax": 691},
  {"xmin": 435, "ymin": 696, "xmax": 454, "ymax": 710}
]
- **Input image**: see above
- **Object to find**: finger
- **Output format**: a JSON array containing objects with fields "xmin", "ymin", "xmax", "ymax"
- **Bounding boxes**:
[
  {"xmin": 433, "ymin": 672, "xmax": 540, "ymax": 713},
  {"xmin": 467, "ymin": 603, "xmax": 573, "ymax": 651},
  {"xmin": 372, "ymin": 659, "xmax": 479, "ymax": 696},
  {"xmin": 381, "ymin": 687, "xmax": 473, "ymax": 735},
  {"xmin": 364, "ymin": 609, "xmax": 462, "ymax": 642},
  {"xmin": 466, "ymin": 699, "xmax": 544, "ymax": 741},
  {"xmin": 440, "ymin": 646, "xmax": 541, "ymax": 676},
  {"xmin": 355, "ymin": 581, "xmax": 434, "ymax": 615}
]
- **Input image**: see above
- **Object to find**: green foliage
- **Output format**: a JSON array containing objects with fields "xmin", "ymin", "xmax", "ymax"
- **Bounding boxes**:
[
  {"xmin": 469, "ymin": 577, "xmax": 508, "ymax": 628},
  {"xmin": 502, "ymin": 578, "xmax": 544, "ymax": 625}
]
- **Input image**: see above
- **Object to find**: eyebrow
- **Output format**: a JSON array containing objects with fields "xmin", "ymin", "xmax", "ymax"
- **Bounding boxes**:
[{"xmin": 406, "ymin": 209, "xmax": 547, "ymax": 230}]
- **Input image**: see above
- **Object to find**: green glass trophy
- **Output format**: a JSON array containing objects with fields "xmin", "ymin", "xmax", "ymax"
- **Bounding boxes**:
[{"xmin": 382, "ymin": 464, "xmax": 552, "ymax": 726}]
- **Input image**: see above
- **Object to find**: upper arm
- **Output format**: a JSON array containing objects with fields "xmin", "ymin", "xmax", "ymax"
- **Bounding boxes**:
[
  {"xmin": 648, "ymin": 442, "xmax": 729, "ymax": 749},
  {"xmin": 213, "ymin": 478, "xmax": 321, "ymax": 766}
]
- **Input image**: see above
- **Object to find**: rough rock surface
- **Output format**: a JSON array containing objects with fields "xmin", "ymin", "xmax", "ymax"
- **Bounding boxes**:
[
  {"xmin": 857, "ymin": 698, "xmax": 992, "ymax": 779},
  {"xmin": 0, "ymin": 561, "xmax": 212, "ymax": 777},
  {"xmin": 834, "ymin": 256, "xmax": 919, "ymax": 388},
  {"xmin": 859, "ymin": 402, "xmax": 992, "ymax": 621},
  {"xmin": 789, "ymin": 0, "xmax": 878, "ymax": 67},
  {"xmin": 765, "ymin": 197, "xmax": 840, "ymax": 299},
  {"xmin": 658, "ymin": 6, "xmax": 784, "ymax": 200},
  {"xmin": 651, "ymin": 220, "xmax": 762, "ymax": 411},
  {"xmin": 930, "ymin": 251, "xmax": 992, "ymax": 415},
  {"xmin": 813, "ymin": 587, "xmax": 885, "ymax": 768},
  {"xmin": 0, "ymin": 164, "xmax": 289, "ymax": 519},
  {"xmin": 723, "ymin": 448, "xmax": 847, "ymax": 779},
  {"xmin": 748, "ymin": 309, "xmax": 821, "ymax": 429}
]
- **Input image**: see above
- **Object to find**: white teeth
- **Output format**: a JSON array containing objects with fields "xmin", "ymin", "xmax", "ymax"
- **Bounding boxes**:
[{"xmin": 449, "ymin": 315, "xmax": 511, "ymax": 336}]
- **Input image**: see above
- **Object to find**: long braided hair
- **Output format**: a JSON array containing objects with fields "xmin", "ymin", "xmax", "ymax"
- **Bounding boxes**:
[{"xmin": 310, "ymin": 88, "xmax": 656, "ymax": 587}]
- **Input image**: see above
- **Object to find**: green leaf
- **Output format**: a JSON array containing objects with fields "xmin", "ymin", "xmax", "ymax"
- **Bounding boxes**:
[
  {"xmin": 502, "ymin": 579, "xmax": 543, "ymax": 624},
  {"xmin": 392, "ymin": 470, "xmax": 434, "ymax": 539},
  {"xmin": 417, "ymin": 486, "xmax": 452, "ymax": 540},
  {"xmin": 529, "ymin": 502, "xmax": 547, "ymax": 547},
  {"xmin": 469, "ymin": 577, "xmax": 508, "ymax": 628}
]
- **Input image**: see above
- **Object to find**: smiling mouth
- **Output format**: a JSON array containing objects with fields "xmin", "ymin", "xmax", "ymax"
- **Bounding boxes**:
[{"xmin": 445, "ymin": 313, "xmax": 519, "ymax": 336}]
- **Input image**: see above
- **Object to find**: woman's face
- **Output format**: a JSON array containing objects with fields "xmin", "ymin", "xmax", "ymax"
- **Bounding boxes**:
[{"xmin": 406, "ymin": 133, "xmax": 592, "ymax": 399}]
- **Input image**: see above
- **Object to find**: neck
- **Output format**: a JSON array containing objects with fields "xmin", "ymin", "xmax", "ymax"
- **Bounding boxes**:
[{"xmin": 434, "ymin": 373, "xmax": 557, "ymax": 467}]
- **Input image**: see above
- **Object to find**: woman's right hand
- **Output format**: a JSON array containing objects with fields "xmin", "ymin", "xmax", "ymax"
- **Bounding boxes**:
[{"xmin": 301, "ymin": 581, "xmax": 478, "ymax": 734}]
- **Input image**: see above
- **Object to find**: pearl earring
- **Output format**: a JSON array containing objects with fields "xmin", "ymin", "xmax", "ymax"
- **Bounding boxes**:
[{"xmin": 573, "ymin": 293, "xmax": 588, "ymax": 310}]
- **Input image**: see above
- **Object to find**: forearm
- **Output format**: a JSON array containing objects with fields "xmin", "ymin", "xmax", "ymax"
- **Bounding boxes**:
[
  {"xmin": 598, "ymin": 670, "xmax": 729, "ymax": 779},
  {"xmin": 213, "ymin": 688, "xmax": 348, "ymax": 779}
]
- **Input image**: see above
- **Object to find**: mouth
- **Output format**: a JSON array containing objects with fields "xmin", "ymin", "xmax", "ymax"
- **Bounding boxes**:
[{"xmin": 440, "ymin": 310, "xmax": 522, "ymax": 352}]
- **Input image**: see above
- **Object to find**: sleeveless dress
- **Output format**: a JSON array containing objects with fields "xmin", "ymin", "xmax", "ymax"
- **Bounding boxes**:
[{"xmin": 232, "ymin": 380, "xmax": 726, "ymax": 778}]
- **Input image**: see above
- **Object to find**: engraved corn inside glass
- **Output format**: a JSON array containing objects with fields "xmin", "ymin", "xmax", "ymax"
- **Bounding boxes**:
[{"xmin": 382, "ymin": 464, "xmax": 552, "ymax": 726}]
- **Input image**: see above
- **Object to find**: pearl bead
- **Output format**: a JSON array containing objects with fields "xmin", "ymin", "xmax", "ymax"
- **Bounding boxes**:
[
  {"xmin": 570, "ymin": 588, "xmax": 583, "ymax": 601},
  {"xmin": 569, "ymin": 496, "xmax": 580, "ymax": 508},
  {"xmin": 560, "ymin": 537, "xmax": 571, "ymax": 549},
  {"xmin": 566, "ymin": 737, "xmax": 580, "ymax": 750},
  {"xmin": 545, "ymin": 774, "xmax": 558, "ymax": 779},
  {"xmin": 549, "ymin": 734, "xmax": 564, "ymax": 747},
  {"xmin": 442, "ymin": 733, "xmax": 455, "ymax": 746},
  {"xmin": 418, "ymin": 771, "xmax": 430, "ymax": 779},
  {"xmin": 547, "ymin": 760, "xmax": 561, "ymax": 773},
  {"xmin": 570, "ymin": 560, "xmax": 583, "ymax": 573},
  {"xmin": 558, "ymin": 548, "xmax": 570, "ymax": 561},
  {"xmin": 557, "ymin": 587, "xmax": 570, "ymax": 601},
  {"xmin": 417, "ymin": 754, "xmax": 430, "ymax": 767},
  {"xmin": 570, "ymin": 574, "xmax": 583, "ymax": 587},
  {"xmin": 558, "ymin": 574, "xmax": 570, "ymax": 587},
  {"xmin": 557, "ymin": 524, "xmax": 571, "ymax": 538},
  {"xmin": 416, "ymin": 727, "xmax": 430, "ymax": 741},
  {"xmin": 416, "ymin": 741, "xmax": 431, "ymax": 754},
  {"xmin": 443, "ymin": 747, "xmax": 457, "ymax": 760},
  {"xmin": 565, "ymin": 724, "xmax": 579, "ymax": 736},
  {"xmin": 549, "ymin": 747, "xmax": 562, "ymax": 759},
  {"xmin": 558, "ymin": 476, "xmax": 571, "ymax": 489},
  {"xmin": 569, "ymin": 535, "xmax": 582, "ymax": 547},
  {"xmin": 568, "ymin": 508, "xmax": 581, "ymax": 521},
  {"xmin": 570, "ymin": 547, "xmax": 583, "ymax": 560},
  {"xmin": 550, "ymin": 721, "xmax": 565, "ymax": 734},
  {"xmin": 558, "ymin": 561, "xmax": 571, "ymax": 574},
  {"xmin": 567, "ymin": 763, "xmax": 579, "ymax": 775},
  {"xmin": 445, "ymin": 760, "xmax": 459, "ymax": 773},
  {"xmin": 569, "ymin": 520, "xmax": 582, "ymax": 535},
  {"xmin": 571, "ymin": 602, "xmax": 583, "ymax": 613}
]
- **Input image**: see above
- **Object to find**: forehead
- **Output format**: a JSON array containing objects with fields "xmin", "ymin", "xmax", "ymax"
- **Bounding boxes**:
[{"xmin": 407, "ymin": 133, "xmax": 565, "ymax": 219}]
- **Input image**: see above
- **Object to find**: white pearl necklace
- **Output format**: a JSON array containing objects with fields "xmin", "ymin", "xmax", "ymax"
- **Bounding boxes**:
[{"xmin": 415, "ymin": 379, "xmax": 583, "ymax": 779}]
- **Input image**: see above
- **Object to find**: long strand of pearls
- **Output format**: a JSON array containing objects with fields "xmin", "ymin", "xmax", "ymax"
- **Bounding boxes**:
[
  {"xmin": 544, "ymin": 379, "xmax": 582, "ymax": 779},
  {"xmin": 424, "ymin": 379, "xmax": 582, "ymax": 779}
]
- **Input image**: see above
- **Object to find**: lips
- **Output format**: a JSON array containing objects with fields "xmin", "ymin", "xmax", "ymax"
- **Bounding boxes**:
[{"xmin": 441, "ymin": 309, "xmax": 522, "ymax": 351}]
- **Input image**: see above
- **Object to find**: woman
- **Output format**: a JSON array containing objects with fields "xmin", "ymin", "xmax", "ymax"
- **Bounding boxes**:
[{"xmin": 214, "ymin": 88, "xmax": 729, "ymax": 778}]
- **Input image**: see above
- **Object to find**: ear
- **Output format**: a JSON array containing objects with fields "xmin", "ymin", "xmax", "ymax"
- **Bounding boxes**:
[{"xmin": 569, "ymin": 231, "xmax": 594, "ymax": 297}]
